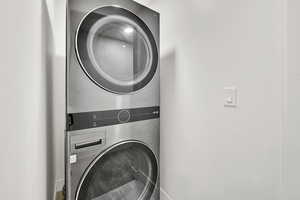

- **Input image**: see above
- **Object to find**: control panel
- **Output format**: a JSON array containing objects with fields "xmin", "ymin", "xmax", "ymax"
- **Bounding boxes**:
[{"xmin": 67, "ymin": 106, "xmax": 160, "ymax": 131}]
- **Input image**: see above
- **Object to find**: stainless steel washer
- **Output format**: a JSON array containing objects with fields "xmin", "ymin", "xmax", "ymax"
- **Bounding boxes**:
[{"xmin": 66, "ymin": 119, "xmax": 160, "ymax": 200}]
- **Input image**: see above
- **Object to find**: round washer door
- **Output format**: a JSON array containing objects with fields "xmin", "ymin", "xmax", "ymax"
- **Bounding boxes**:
[
  {"xmin": 76, "ymin": 6, "xmax": 158, "ymax": 94},
  {"xmin": 76, "ymin": 142, "xmax": 158, "ymax": 200}
]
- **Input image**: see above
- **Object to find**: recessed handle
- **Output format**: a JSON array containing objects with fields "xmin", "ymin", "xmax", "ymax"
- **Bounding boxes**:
[{"xmin": 75, "ymin": 139, "xmax": 102, "ymax": 149}]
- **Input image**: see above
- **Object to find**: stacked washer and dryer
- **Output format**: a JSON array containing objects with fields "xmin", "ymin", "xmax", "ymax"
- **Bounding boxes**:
[{"xmin": 65, "ymin": 0, "xmax": 160, "ymax": 200}]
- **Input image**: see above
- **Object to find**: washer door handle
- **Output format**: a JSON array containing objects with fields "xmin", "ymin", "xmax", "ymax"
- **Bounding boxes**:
[{"xmin": 75, "ymin": 139, "xmax": 102, "ymax": 149}]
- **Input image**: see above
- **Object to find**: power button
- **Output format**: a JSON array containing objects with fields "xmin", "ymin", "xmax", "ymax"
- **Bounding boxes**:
[{"xmin": 117, "ymin": 110, "xmax": 131, "ymax": 123}]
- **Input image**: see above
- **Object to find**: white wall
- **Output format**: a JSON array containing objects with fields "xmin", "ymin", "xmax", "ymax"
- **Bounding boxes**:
[
  {"xmin": 282, "ymin": 0, "xmax": 300, "ymax": 199},
  {"xmin": 51, "ymin": 0, "xmax": 67, "ymax": 192},
  {"xmin": 155, "ymin": 0, "xmax": 284, "ymax": 199},
  {"xmin": 52, "ymin": 55, "xmax": 66, "ymax": 192},
  {"xmin": 0, "ymin": 1, "xmax": 55, "ymax": 200},
  {"xmin": 53, "ymin": 0, "xmax": 66, "ymax": 57}
]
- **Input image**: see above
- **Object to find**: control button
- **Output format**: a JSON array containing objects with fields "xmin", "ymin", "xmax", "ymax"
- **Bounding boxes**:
[
  {"xmin": 70, "ymin": 154, "xmax": 77, "ymax": 164},
  {"xmin": 118, "ymin": 110, "xmax": 130, "ymax": 123}
]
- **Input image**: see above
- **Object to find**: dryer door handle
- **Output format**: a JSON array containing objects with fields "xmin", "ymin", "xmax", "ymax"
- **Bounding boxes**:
[{"xmin": 75, "ymin": 139, "xmax": 102, "ymax": 149}]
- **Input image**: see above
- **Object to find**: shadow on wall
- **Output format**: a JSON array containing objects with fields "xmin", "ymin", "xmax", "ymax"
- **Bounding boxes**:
[
  {"xmin": 160, "ymin": 49, "xmax": 177, "ymax": 200},
  {"xmin": 42, "ymin": 1, "xmax": 55, "ymax": 200}
]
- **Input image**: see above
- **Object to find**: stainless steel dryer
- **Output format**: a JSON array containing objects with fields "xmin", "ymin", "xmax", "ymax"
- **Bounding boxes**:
[
  {"xmin": 66, "ymin": 0, "xmax": 160, "ymax": 200},
  {"xmin": 67, "ymin": 0, "xmax": 160, "ymax": 114}
]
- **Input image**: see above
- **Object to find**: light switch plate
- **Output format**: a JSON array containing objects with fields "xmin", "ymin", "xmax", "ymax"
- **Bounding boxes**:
[{"xmin": 224, "ymin": 86, "xmax": 237, "ymax": 107}]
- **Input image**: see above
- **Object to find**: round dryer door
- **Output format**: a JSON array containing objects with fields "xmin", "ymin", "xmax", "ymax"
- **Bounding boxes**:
[
  {"xmin": 76, "ymin": 6, "xmax": 158, "ymax": 94},
  {"xmin": 76, "ymin": 142, "xmax": 158, "ymax": 200}
]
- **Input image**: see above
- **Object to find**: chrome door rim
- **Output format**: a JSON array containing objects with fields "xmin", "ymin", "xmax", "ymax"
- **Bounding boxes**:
[
  {"xmin": 75, "ymin": 6, "xmax": 159, "ymax": 94},
  {"xmin": 75, "ymin": 140, "xmax": 159, "ymax": 200},
  {"xmin": 86, "ymin": 15, "xmax": 153, "ymax": 87}
]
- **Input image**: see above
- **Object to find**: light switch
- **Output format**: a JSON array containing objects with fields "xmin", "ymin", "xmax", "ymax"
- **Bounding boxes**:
[{"xmin": 224, "ymin": 86, "xmax": 237, "ymax": 107}]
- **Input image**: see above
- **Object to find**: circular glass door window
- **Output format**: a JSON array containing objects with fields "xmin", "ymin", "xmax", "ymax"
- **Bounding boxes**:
[
  {"xmin": 76, "ymin": 7, "xmax": 158, "ymax": 94},
  {"xmin": 76, "ymin": 142, "xmax": 158, "ymax": 200}
]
